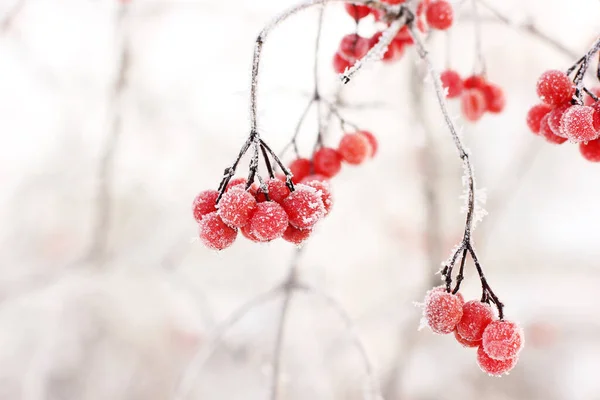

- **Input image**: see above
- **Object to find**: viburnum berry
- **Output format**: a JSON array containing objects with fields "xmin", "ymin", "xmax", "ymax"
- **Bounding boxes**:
[
  {"xmin": 338, "ymin": 132, "xmax": 371, "ymax": 165},
  {"xmin": 358, "ymin": 131, "xmax": 378, "ymax": 157},
  {"xmin": 579, "ymin": 138, "xmax": 600, "ymax": 162},
  {"xmin": 440, "ymin": 69, "xmax": 463, "ymax": 99},
  {"xmin": 454, "ymin": 330, "xmax": 481, "ymax": 348},
  {"xmin": 427, "ymin": 286, "xmax": 464, "ymax": 304},
  {"xmin": 302, "ymin": 179, "xmax": 333, "ymax": 215},
  {"xmin": 476, "ymin": 345, "xmax": 518, "ymax": 376},
  {"xmin": 560, "ymin": 105, "xmax": 600, "ymax": 142},
  {"xmin": 240, "ymin": 223, "xmax": 260, "ymax": 242},
  {"xmin": 226, "ymin": 177, "xmax": 247, "ymax": 191},
  {"xmin": 255, "ymin": 178, "xmax": 290, "ymax": 203},
  {"xmin": 333, "ymin": 52, "xmax": 351, "ymax": 74},
  {"xmin": 300, "ymin": 174, "xmax": 328, "ymax": 184},
  {"xmin": 198, "ymin": 212, "xmax": 238, "ymax": 250},
  {"xmin": 339, "ymin": 34, "xmax": 370, "ymax": 61},
  {"xmin": 247, "ymin": 201, "xmax": 289, "ymax": 242},
  {"xmin": 547, "ymin": 103, "xmax": 571, "ymax": 138},
  {"xmin": 539, "ymin": 114, "xmax": 567, "ymax": 144},
  {"xmin": 461, "ymin": 89, "xmax": 487, "ymax": 122},
  {"xmin": 192, "ymin": 190, "xmax": 219, "ymax": 223},
  {"xmin": 456, "ymin": 301, "xmax": 495, "ymax": 342},
  {"xmin": 482, "ymin": 320, "xmax": 524, "ymax": 361},
  {"xmin": 463, "ymin": 75, "xmax": 486, "ymax": 90},
  {"xmin": 282, "ymin": 184, "xmax": 325, "ymax": 229},
  {"xmin": 423, "ymin": 289, "xmax": 463, "ymax": 334},
  {"xmin": 481, "ymin": 83, "xmax": 505, "ymax": 113},
  {"xmin": 289, "ymin": 158, "xmax": 312, "ymax": 183},
  {"xmin": 313, "ymin": 147, "xmax": 343, "ymax": 178},
  {"xmin": 425, "ymin": 0, "xmax": 454, "ymax": 30},
  {"xmin": 536, "ymin": 69, "xmax": 574, "ymax": 106},
  {"xmin": 282, "ymin": 224, "xmax": 312, "ymax": 245},
  {"xmin": 217, "ymin": 187, "xmax": 257, "ymax": 228},
  {"xmin": 344, "ymin": 3, "xmax": 371, "ymax": 20},
  {"xmin": 526, "ymin": 104, "xmax": 552, "ymax": 134}
]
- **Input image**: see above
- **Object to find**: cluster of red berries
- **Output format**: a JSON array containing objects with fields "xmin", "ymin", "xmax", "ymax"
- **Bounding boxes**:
[
  {"xmin": 334, "ymin": 0, "xmax": 454, "ymax": 73},
  {"xmin": 422, "ymin": 287, "xmax": 524, "ymax": 376},
  {"xmin": 440, "ymin": 71, "xmax": 506, "ymax": 122},
  {"xmin": 527, "ymin": 69, "xmax": 600, "ymax": 162}
]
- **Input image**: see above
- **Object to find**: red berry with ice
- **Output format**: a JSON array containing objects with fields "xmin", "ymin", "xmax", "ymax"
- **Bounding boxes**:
[
  {"xmin": 282, "ymin": 224, "xmax": 312, "ymax": 245},
  {"xmin": 313, "ymin": 147, "xmax": 343, "ymax": 178},
  {"xmin": 282, "ymin": 184, "xmax": 325, "ymax": 229},
  {"xmin": 339, "ymin": 34, "xmax": 370, "ymax": 62},
  {"xmin": 255, "ymin": 178, "xmax": 290, "ymax": 204},
  {"xmin": 425, "ymin": 0, "xmax": 454, "ymax": 30},
  {"xmin": 217, "ymin": 187, "xmax": 257, "ymax": 228},
  {"xmin": 476, "ymin": 345, "xmax": 518, "ymax": 376},
  {"xmin": 579, "ymin": 138, "xmax": 600, "ymax": 162},
  {"xmin": 289, "ymin": 158, "xmax": 312, "ymax": 183},
  {"xmin": 198, "ymin": 212, "xmax": 238, "ymax": 250},
  {"xmin": 560, "ymin": 105, "xmax": 600, "ymax": 142},
  {"xmin": 358, "ymin": 130, "xmax": 378, "ymax": 157},
  {"xmin": 247, "ymin": 201, "xmax": 289, "ymax": 242},
  {"xmin": 461, "ymin": 89, "xmax": 487, "ymax": 122},
  {"xmin": 482, "ymin": 83, "xmax": 506, "ymax": 113},
  {"xmin": 344, "ymin": 3, "xmax": 371, "ymax": 20},
  {"xmin": 539, "ymin": 114, "xmax": 567, "ymax": 144},
  {"xmin": 423, "ymin": 289, "xmax": 464, "ymax": 335},
  {"xmin": 454, "ymin": 330, "xmax": 481, "ymax": 348},
  {"xmin": 338, "ymin": 132, "xmax": 371, "ymax": 165},
  {"xmin": 302, "ymin": 179, "xmax": 333, "ymax": 215},
  {"xmin": 536, "ymin": 69, "xmax": 574, "ymax": 106},
  {"xmin": 441, "ymin": 69, "xmax": 463, "ymax": 99},
  {"xmin": 226, "ymin": 177, "xmax": 248, "ymax": 191},
  {"xmin": 526, "ymin": 104, "xmax": 552, "ymax": 134},
  {"xmin": 456, "ymin": 301, "xmax": 495, "ymax": 342},
  {"xmin": 482, "ymin": 320, "xmax": 524, "ymax": 361},
  {"xmin": 192, "ymin": 190, "xmax": 219, "ymax": 223},
  {"xmin": 546, "ymin": 103, "xmax": 571, "ymax": 138},
  {"xmin": 463, "ymin": 75, "xmax": 486, "ymax": 90}
]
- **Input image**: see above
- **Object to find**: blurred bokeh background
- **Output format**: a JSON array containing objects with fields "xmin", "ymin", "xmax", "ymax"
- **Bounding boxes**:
[{"xmin": 1, "ymin": 0, "xmax": 600, "ymax": 399}]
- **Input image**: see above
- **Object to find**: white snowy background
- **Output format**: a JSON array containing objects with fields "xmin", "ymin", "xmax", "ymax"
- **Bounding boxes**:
[{"xmin": 1, "ymin": 0, "xmax": 600, "ymax": 399}]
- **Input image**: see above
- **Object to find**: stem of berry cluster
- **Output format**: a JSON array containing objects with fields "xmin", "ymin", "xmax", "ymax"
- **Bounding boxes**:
[{"xmin": 567, "ymin": 37, "xmax": 600, "ymax": 101}]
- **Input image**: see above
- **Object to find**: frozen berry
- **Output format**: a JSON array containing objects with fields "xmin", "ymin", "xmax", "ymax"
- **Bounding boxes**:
[
  {"xmin": 302, "ymin": 179, "xmax": 333, "ymax": 215},
  {"xmin": 357, "ymin": 131, "xmax": 378, "ymax": 157},
  {"xmin": 539, "ymin": 114, "xmax": 567, "ymax": 144},
  {"xmin": 289, "ymin": 158, "xmax": 311, "ymax": 183},
  {"xmin": 423, "ymin": 290, "xmax": 463, "ymax": 334},
  {"xmin": 560, "ymin": 105, "xmax": 600, "ymax": 142},
  {"xmin": 461, "ymin": 89, "xmax": 486, "ymax": 122},
  {"xmin": 426, "ymin": 286, "xmax": 464, "ymax": 304},
  {"xmin": 482, "ymin": 320, "xmax": 524, "ymax": 361},
  {"xmin": 217, "ymin": 187, "xmax": 257, "ymax": 228},
  {"xmin": 536, "ymin": 69, "xmax": 574, "ymax": 106},
  {"xmin": 547, "ymin": 103, "xmax": 571, "ymax": 138},
  {"xmin": 482, "ymin": 83, "xmax": 505, "ymax": 113},
  {"xmin": 240, "ymin": 223, "xmax": 260, "ymax": 242},
  {"xmin": 425, "ymin": 0, "xmax": 453, "ymax": 30},
  {"xmin": 339, "ymin": 34, "xmax": 370, "ymax": 61},
  {"xmin": 476, "ymin": 345, "xmax": 517, "ymax": 376},
  {"xmin": 454, "ymin": 330, "xmax": 481, "ymax": 348},
  {"xmin": 344, "ymin": 3, "xmax": 371, "ymax": 20},
  {"xmin": 282, "ymin": 224, "xmax": 312, "ymax": 245},
  {"xmin": 579, "ymin": 138, "xmax": 600, "ymax": 162},
  {"xmin": 226, "ymin": 177, "xmax": 247, "ymax": 191},
  {"xmin": 282, "ymin": 184, "xmax": 325, "ymax": 229},
  {"xmin": 463, "ymin": 75, "xmax": 486, "ymax": 90},
  {"xmin": 247, "ymin": 201, "xmax": 289, "ymax": 242},
  {"xmin": 300, "ymin": 174, "xmax": 328, "ymax": 184},
  {"xmin": 192, "ymin": 190, "xmax": 219, "ymax": 223},
  {"xmin": 313, "ymin": 147, "xmax": 343, "ymax": 178},
  {"xmin": 441, "ymin": 69, "xmax": 463, "ymax": 98},
  {"xmin": 338, "ymin": 132, "xmax": 371, "ymax": 164},
  {"xmin": 526, "ymin": 104, "xmax": 552, "ymax": 134},
  {"xmin": 333, "ymin": 51, "xmax": 351, "ymax": 74},
  {"xmin": 199, "ymin": 212, "xmax": 237, "ymax": 250},
  {"xmin": 456, "ymin": 301, "xmax": 495, "ymax": 342},
  {"xmin": 255, "ymin": 178, "xmax": 290, "ymax": 203}
]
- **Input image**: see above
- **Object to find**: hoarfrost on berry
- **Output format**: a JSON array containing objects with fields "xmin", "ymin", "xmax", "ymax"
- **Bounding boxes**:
[
  {"xmin": 456, "ymin": 301, "xmax": 495, "ymax": 342},
  {"xmin": 282, "ymin": 184, "xmax": 325, "ymax": 229},
  {"xmin": 199, "ymin": 212, "xmax": 238, "ymax": 250},
  {"xmin": 477, "ymin": 345, "xmax": 517, "ymax": 376},
  {"xmin": 217, "ymin": 187, "xmax": 257, "ymax": 228},
  {"xmin": 192, "ymin": 190, "xmax": 219, "ymax": 223},
  {"xmin": 560, "ymin": 105, "xmax": 600, "ymax": 142},
  {"xmin": 248, "ymin": 201, "xmax": 289, "ymax": 242},
  {"xmin": 423, "ymin": 290, "xmax": 464, "ymax": 334},
  {"xmin": 482, "ymin": 320, "xmax": 524, "ymax": 361}
]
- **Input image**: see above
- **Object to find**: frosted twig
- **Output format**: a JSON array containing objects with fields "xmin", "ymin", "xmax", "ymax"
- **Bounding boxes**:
[{"xmin": 471, "ymin": 0, "xmax": 486, "ymax": 75}]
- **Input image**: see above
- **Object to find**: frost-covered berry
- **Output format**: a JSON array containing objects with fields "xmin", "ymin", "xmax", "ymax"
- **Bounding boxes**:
[
  {"xmin": 217, "ymin": 187, "xmax": 257, "ymax": 228},
  {"xmin": 313, "ymin": 147, "xmax": 343, "ymax": 178},
  {"xmin": 282, "ymin": 224, "xmax": 312, "ymax": 245},
  {"xmin": 482, "ymin": 83, "xmax": 505, "ymax": 113},
  {"xmin": 477, "ymin": 345, "xmax": 517, "ymax": 376},
  {"xmin": 302, "ymin": 180, "xmax": 333, "ymax": 215},
  {"xmin": 344, "ymin": 3, "xmax": 371, "ymax": 20},
  {"xmin": 192, "ymin": 190, "xmax": 219, "ymax": 223},
  {"xmin": 282, "ymin": 184, "xmax": 325, "ymax": 229},
  {"xmin": 539, "ymin": 114, "xmax": 567, "ymax": 144},
  {"xmin": 300, "ymin": 174, "xmax": 328, "ymax": 184},
  {"xmin": 454, "ymin": 330, "xmax": 481, "ymax": 348},
  {"xmin": 199, "ymin": 212, "xmax": 237, "ymax": 250},
  {"xmin": 536, "ymin": 69, "xmax": 574, "ymax": 106},
  {"xmin": 547, "ymin": 103, "xmax": 571, "ymax": 138},
  {"xmin": 482, "ymin": 320, "xmax": 524, "ymax": 361},
  {"xmin": 240, "ymin": 223, "xmax": 260, "ymax": 242},
  {"xmin": 255, "ymin": 178, "xmax": 290, "ymax": 204},
  {"xmin": 423, "ymin": 290, "xmax": 463, "ymax": 334},
  {"xmin": 579, "ymin": 139, "xmax": 600, "ymax": 162},
  {"xmin": 560, "ymin": 105, "xmax": 600, "ymax": 142},
  {"xmin": 339, "ymin": 34, "xmax": 370, "ymax": 61},
  {"xmin": 441, "ymin": 69, "xmax": 463, "ymax": 98},
  {"xmin": 456, "ymin": 301, "xmax": 495, "ymax": 342},
  {"xmin": 226, "ymin": 177, "xmax": 247, "ymax": 191},
  {"xmin": 526, "ymin": 104, "xmax": 552, "ymax": 134},
  {"xmin": 289, "ymin": 158, "xmax": 312, "ymax": 183},
  {"xmin": 338, "ymin": 132, "xmax": 371, "ymax": 165},
  {"xmin": 358, "ymin": 130, "xmax": 378, "ymax": 157},
  {"xmin": 461, "ymin": 89, "xmax": 486, "ymax": 122},
  {"xmin": 463, "ymin": 75, "xmax": 486, "ymax": 90},
  {"xmin": 425, "ymin": 0, "xmax": 454, "ymax": 30},
  {"xmin": 333, "ymin": 51, "xmax": 351, "ymax": 74},
  {"xmin": 248, "ymin": 201, "xmax": 289, "ymax": 242}
]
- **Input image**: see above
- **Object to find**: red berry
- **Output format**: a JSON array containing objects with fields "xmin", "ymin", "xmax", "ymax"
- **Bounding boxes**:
[
  {"xmin": 440, "ymin": 69, "xmax": 463, "ymax": 99},
  {"xmin": 282, "ymin": 184, "xmax": 325, "ymax": 229},
  {"xmin": 192, "ymin": 190, "xmax": 219, "ymax": 223},
  {"xmin": 463, "ymin": 75, "xmax": 486, "ymax": 90},
  {"xmin": 289, "ymin": 158, "xmax": 311, "ymax": 183},
  {"xmin": 476, "ymin": 345, "xmax": 517, "ymax": 376},
  {"xmin": 547, "ymin": 103, "xmax": 571, "ymax": 138},
  {"xmin": 579, "ymin": 138, "xmax": 600, "ymax": 162},
  {"xmin": 482, "ymin": 320, "xmax": 524, "ymax": 361},
  {"xmin": 369, "ymin": 34, "xmax": 405, "ymax": 62},
  {"xmin": 255, "ymin": 178, "xmax": 290, "ymax": 203},
  {"xmin": 427, "ymin": 286, "xmax": 464, "ymax": 304},
  {"xmin": 302, "ymin": 179, "xmax": 333, "ymax": 216},
  {"xmin": 425, "ymin": 0, "xmax": 454, "ymax": 30},
  {"xmin": 240, "ymin": 223, "xmax": 260, "ymax": 242},
  {"xmin": 584, "ymin": 87, "xmax": 600, "ymax": 106},
  {"xmin": 461, "ymin": 89, "xmax": 486, "ymax": 122},
  {"xmin": 395, "ymin": 26, "xmax": 413, "ymax": 44},
  {"xmin": 300, "ymin": 174, "xmax": 328, "ymax": 184},
  {"xmin": 561, "ymin": 105, "xmax": 600, "ymax": 142},
  {"xmin": 282, "ymin": 224, "xmax": 312, "ymax": 245},
  {"xmin": 481, "ymin": 83, "xmax": 505, "ymax": 113},
  {"xmin": 539, "ymin": 114, "xmax": 567, "ymax": 144},
  {"xmin": 333, "ymin": 51, "xmax": 351, "ymax": 74},
  {"xmin": 536, "ymin": 69, "xmax": 574, "ymax": 106},
  {"xmin": 526, "ymin": 104, "xmax": 552, "ymax": 134},
  {"xmin": 358, "ymin": 131, "xmax": 378, "ymax": 157},
  {"xmin": 313, "ymin": 147, "xmax": 343, "ymax": 178},
  {"xmin": 226, "ymin": 177, "xmax": 247, "ymax": 191},
  {"xmin": 339, "ymin": 34, "xmax": 370, "ymax": 61},
  {"xmin": 198, "ymin": 212, "xmax": 237, "ymax": 250},
  {"xmin": 454, "ymin": 330, "xmax": 481, "ymax": 348},
  {"xmin": 217, "ymin": 187, "xmax": 257, "ymax": 228},
  {"xmin": 590, "ymin": 101, "xmax": 600, "ymax": 130},
  {"xmin": 423, "ymin": 290, "xmax": 463, "ymax": 334},
  {"xmin": 338, "ymin": 132, "xmax": 371, "ymax": 165},
  {"xmin": 344, "ymin": 3, "xmax": 371, "ymax": 20},
  {"xmin": 456, "ymin": 301, "xmax": 495, "ymax": 342},
  {"xmin": 247, "ymin": 201, "xmax": 289, "ymax": 242}
]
